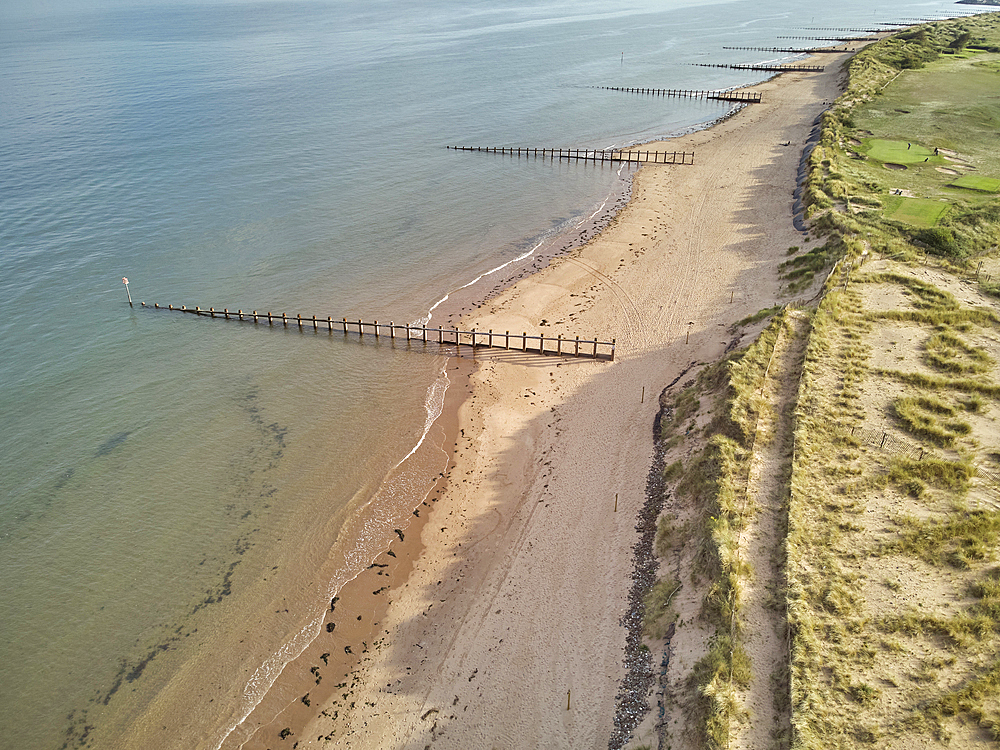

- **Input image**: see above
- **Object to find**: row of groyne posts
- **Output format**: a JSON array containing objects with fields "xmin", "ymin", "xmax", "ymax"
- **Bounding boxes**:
[
  {"xmin": 139, "ymin": 302, "xmax": 616, "ymax": 361},
  {"xmin": 447, "ymin": 145, "xmax": 693, "ymax": 165}
]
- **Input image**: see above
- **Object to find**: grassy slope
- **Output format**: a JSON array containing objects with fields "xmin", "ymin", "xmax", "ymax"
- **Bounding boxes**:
[
  {"xmin": 788, "ymin": 14, "xmax": 1000, "ymax": 749},
  {"xmin": 639, "ymin": 12, "xmax": 1000, "ymax": 750}
]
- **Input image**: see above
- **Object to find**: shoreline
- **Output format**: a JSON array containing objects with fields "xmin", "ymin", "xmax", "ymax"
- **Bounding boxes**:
[
  {"xmin": 219, "ymin": 104, "xmax": 746, "ymax": 750},
  {"xmin": 236, "ymin": 43, "xmax": 862, "ymax": 749}
]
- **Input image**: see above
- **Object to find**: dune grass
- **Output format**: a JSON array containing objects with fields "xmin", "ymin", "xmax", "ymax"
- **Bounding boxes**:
[{"xmin": 784, "ymin": 16, "xmax": 1000, "ymax": 747}]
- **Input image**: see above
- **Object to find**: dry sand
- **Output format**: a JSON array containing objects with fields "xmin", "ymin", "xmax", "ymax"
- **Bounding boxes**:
[{"xmin": 279, "ymin": 51, "xmax": 859, "ymax": 750}]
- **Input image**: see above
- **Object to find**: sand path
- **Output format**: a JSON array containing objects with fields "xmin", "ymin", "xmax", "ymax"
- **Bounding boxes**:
[{"xmin": 302, "ymin": 53, "xmax": 855, "ymax": 750}]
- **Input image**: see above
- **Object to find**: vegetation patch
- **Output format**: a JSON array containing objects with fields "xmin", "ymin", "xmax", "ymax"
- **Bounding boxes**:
[
  {"xmin": 891, "ymin": 509, "xmax": 1000, "ymax": 568},
  {"xmin": 892, "ymin": 395, "xmax": 972, "ymax": 446},
  {"xmin": 883, "ymin": 196, "xmax": 949, "ymax": 227},
  {"xmin": 950, "ymin": 174, "xmax": 1000, "ymax": 193},
  {"xmin": 923, "ymin": 330, "xmax": 994, "ymax": 374},
  {"xmin": 863, "ymin": 138, "xmax": 937, "ymax": 165}
]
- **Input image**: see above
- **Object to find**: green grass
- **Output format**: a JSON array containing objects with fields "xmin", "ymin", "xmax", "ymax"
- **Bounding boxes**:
[
  {"xmin": 950, "ymin": 174, "xmax": 1000, "ymax": 193},
  {"xmin": 883, "ymin": 196, "xmax": 950, "ymax": 227},
  {"xmin": 863, "ymin": 138, "xmax": 937, "ymax": 165},
  {"xmin": 735, "ymin": 305, "xmax": 782, "ymax": 328},
  {"xmin": 643, "ymin": 577, "xmax": 682, "ymax": 639}
]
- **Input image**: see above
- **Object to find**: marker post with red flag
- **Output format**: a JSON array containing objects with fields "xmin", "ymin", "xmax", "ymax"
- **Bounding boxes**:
[{"xmin": 122, "ymin": 277, "xmax": 132, "ymax": 307}]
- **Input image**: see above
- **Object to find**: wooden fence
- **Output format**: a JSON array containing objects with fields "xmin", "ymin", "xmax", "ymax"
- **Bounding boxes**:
[
  {"xmin": 597, "ymin": 85, "xmax": 762, "ymax": 103},
  {"xmin": 139, "ymin": 303, "xmax": 615, "ymax": 360},
  {"xmin": 446, "ymin": 146, "xmax": 693, "ymax": 165}
]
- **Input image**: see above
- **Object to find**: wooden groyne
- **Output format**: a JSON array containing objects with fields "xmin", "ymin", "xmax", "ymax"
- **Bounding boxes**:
[
  {"xmin": 693, "ymin": 62, "xmax": 825, "ymax": 73},
  {"xmin": 798, "ymin": 26, "xmax": 895, "ymax": 32},
  {"xmin": 597, "ymin": 86, "xmax": 762, "ymax": 103},
  {"xmin": 139, "ymin": 303, "xmax": 616, "ymax": 360},
  {"xmin": 776, "ymin": 35, "xmax": 877, "ymax": 42},
  {"xmin": 722, "ymin": 46, "xmax": 846, "ymax": 54},
  {"xmin": 446, "ymin": 146, "xmax": 694, "ymax": 165}
]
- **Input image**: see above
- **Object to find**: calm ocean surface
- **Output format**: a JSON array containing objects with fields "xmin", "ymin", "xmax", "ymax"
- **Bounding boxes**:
[{"xmin": 0, "ymin": 0, "xmax": 969, "ymax": 746}]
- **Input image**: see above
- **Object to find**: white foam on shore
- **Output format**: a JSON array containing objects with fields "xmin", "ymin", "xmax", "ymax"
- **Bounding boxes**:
[
  {"xmin": 418, "ymin": 162, "xmax": 630, "ymax": 328},
  {"xmin": 215, "ymin": 362, "xmax": 451, "ymax": 750}
]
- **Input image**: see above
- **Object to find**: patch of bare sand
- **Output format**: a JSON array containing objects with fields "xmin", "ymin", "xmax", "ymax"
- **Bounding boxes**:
[{"xmin": 299, "ymin": 55, "xmax": 859, "ymax": 750}]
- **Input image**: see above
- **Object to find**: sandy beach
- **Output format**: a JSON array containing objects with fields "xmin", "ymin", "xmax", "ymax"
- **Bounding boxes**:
[{"xmin": 247, "ymin": 48, "xmax": 860, "ymax": 750}]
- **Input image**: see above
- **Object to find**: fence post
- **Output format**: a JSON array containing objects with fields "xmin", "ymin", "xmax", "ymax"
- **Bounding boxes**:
[
  {"xmin": 575, "ymin": 336, "xmax": 579, "ymax": 356},
  {"xmin": 267, "ymin": 311, "xmax": 272, "ymax": 325},
  {"xmin": 374, "ymin": 320, "xmax": 379, "ymax": 339},
  {"xmin": 557, "ymin": 334, "xmax": 562, "ymax": 355},
  {"xmin": 523, "ymin": 332, "xmax": 527, "ymax": 352},
  {"xmin": 611, "ymin": 338, "xmax": 616, "ymax": 361}
]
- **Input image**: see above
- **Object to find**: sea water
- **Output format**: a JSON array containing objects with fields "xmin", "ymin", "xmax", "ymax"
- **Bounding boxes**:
[{"xmin": 0, "ymin": 0, "xmax": 974, "ymax": 747}]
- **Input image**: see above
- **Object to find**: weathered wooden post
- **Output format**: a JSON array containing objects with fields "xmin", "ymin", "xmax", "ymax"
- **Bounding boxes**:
[
  {"xmin": 574, "ymin": 336, "xmax": 579, "ymax": 356},
  {"xmin": 296, "ymin": 314, "xmax": 302, "ymax": 328},
  {"xmin": 593, "ymin": 338, "xmax": 598, "ymax": 358},
  {"xmin": 539, "ymin": 332, "xmax": 544, "ymax": 354},
  {"xmin": 505, "ymin": 330, "xmax": 510, "ymax": 349},
  {"xmin": 488, "ymin": 329, "xmax": 493, "ymax": 347},
  {"xmin": 522, "ymin": 332, "xmax": 527, "ymax": 352},
  {"xmin": 267, "ymin": 311, "xmax": 272, "ymax": 325},
  {"xmin": 122, "ymin": 277, "xmax": 132, "ymax": 307},
  {"xmin": 209, "ymin": 307, "xmax": 215, "ymax": 317},
  {"xmin": 557, "ymin": 334, "xmax": 562, "ymax": 355},
  {"xmin": 611, "ymin": 338, "xmax": 616, "ymax": 361},
  {"xmin": 312, "ymin": 315, "xmax": 318, "ymax": 330},
  {"xmin": 454, "ymin": 328, "xmax": 460, "ymax": 355},
  {"xmin": 374, "ymin": 320, "xmax": 379, "ymax": 339}
]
